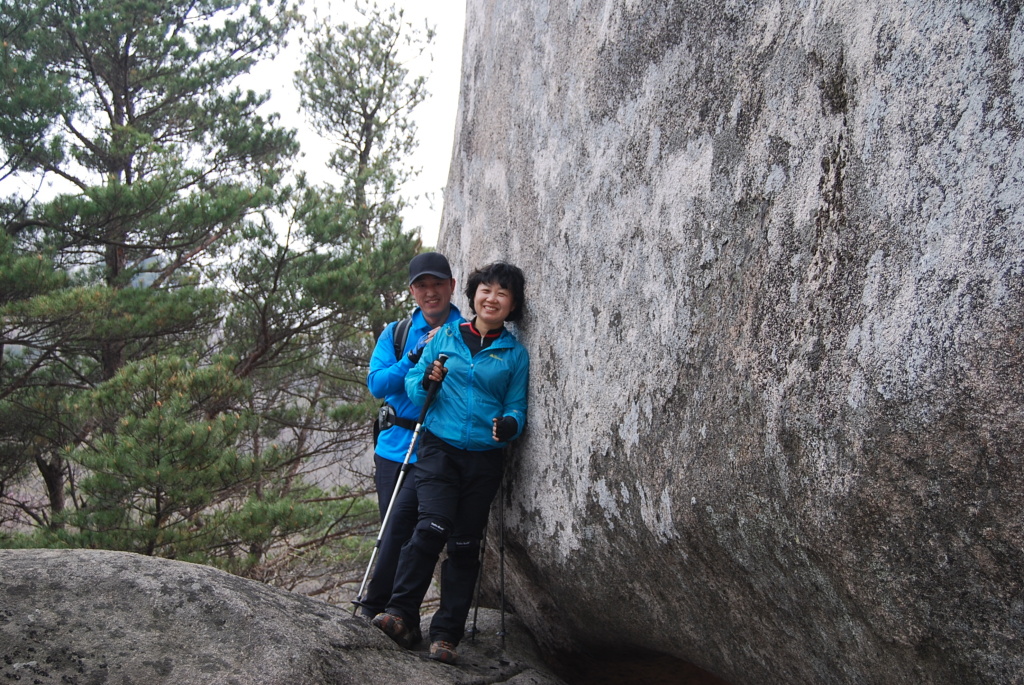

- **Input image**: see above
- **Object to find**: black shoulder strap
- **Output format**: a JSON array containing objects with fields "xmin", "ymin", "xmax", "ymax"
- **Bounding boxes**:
[{"xmin": 392, "ymin": 317, "xmax": 412, "ymax": 361}]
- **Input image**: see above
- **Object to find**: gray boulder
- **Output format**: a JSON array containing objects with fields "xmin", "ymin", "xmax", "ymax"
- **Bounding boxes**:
[
  {"xmin": 0, "ymin": 549, "xmax": 564, "ymax": 685},
  {"xmin": 440, "ymin": 2, "xmax": 1024, "ymax": 684}
]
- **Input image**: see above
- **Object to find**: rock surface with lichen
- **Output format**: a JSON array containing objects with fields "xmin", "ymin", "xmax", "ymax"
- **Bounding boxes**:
[
  {"xmin": 0, "ymin": 549, "xmax": 564, "ymax": 685},
  {"xmin": 440, "ymin": 2, "xmax": 1024, "ymax": 684}
]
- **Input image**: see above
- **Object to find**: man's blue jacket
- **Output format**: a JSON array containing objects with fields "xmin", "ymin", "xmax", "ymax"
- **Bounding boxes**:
[{"xmin": 367, "ymin": 305, "xmax": 463, "ymax": 464}]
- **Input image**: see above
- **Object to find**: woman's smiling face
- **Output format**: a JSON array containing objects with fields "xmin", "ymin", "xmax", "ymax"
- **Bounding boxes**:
[{"xmin": 473, "ymin": 281, "xmax": 516, "ymax": 328}]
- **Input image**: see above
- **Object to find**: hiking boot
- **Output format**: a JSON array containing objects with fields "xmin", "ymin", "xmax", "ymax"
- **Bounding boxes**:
[
  {"xmin": 428, "ymin": 640, "xmax": 458, "ymax": 664},
  {"xmin": 371, "ymin": 612, "xmax": 422, "ymax": 650}
]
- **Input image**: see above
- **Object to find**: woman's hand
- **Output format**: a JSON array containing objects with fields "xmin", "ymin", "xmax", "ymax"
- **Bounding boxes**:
[
  {"xmin": 422, "ymin": 358, "xmax": 448, "ymax": 389},
  {"xmin": 492, "ymin": 416, "xmax": 518, "ymax": 441},
  {"xmin": 427, "ymin": 359, "xmax": 447, "ymax": 383}
]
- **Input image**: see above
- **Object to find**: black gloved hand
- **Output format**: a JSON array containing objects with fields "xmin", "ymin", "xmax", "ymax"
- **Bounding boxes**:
[
  {"xmin": 421, "ymin": 359, "xmax": 447, "ymax": 390},
  {"xmin": 492, "ymin": 416, "xmax": 518, "ymax": 441}
]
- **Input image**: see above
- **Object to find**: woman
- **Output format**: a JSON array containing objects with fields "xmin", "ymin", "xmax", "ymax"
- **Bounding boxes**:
[{"xmin": 371, "ymin": 262, "xmax": 529, "ymax": 665}]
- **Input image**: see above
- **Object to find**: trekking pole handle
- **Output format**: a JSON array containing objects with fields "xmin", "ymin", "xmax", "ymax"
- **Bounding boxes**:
[
  {"xmin": 416, "ymin": 354, "xmax": 449, "ymax": 424},
  {"xmin": 427, "ymin": 354, "xmax": 449, "ymax": 395}
]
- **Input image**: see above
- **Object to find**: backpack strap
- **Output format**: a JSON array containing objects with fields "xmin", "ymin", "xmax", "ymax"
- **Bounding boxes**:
[
  {"xmin": 374, "ymin": 316, "xmax": 416, "ymax": 446},
  {"xmin": 392, "ymin": 317, "xmax": 412, "ymax": 361}
]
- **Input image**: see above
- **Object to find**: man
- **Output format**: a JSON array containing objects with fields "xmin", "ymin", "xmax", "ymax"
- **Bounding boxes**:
[{"xmin": 357, "ymin": 252, "xmax": 462, "ymax": 629}]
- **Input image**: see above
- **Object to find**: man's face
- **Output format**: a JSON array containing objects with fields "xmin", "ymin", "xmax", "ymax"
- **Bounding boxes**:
[{"xmin": 410, "ymin": 275, "xmax": 456, "ymax": 323}]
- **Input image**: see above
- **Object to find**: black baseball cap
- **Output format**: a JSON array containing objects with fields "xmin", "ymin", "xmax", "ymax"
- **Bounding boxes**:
[{"xmin": 408, "ymin": 252, "xmax": 453, "ymax": 284}]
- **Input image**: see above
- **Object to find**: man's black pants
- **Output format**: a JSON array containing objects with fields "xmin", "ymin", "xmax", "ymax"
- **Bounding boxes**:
[{"xmin": 360, "ymin": 454, "xmax": 419, "ymax": 618}]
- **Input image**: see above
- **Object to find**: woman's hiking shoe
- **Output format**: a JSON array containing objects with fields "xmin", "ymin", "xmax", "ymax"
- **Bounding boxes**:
[
  {"xmin": 371, "ymin": 612, "xmax": 422, "ymax": 649},
  {"xmin": 428, "ymin": 640, "xmax": 458, "ymax": 664}
]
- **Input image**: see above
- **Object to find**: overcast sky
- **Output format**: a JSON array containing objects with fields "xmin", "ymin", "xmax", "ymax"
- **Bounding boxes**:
[{"xmin": 253, "ymin": 2, "xmax": 467, "ymax": 248}]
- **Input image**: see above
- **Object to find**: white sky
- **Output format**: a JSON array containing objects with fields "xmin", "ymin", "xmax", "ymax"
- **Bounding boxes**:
[{"xmin": 254, "ymin": 1, "xmax": 467, "ymax": 248}]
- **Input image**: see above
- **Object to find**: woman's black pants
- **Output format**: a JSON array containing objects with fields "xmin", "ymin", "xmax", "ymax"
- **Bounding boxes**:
[{"xmin": 385, "ymin": 431, "xmax": 504, "ymax": 645}]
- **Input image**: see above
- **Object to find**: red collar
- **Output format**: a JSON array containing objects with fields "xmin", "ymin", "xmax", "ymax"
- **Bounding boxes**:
[{"xmin": 461, "ymin": 320, "xmax": 502, "ymax": 338}]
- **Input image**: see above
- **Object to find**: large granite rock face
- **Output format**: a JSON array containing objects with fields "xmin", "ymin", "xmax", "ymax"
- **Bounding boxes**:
[
  {"xmin": 0, "ymin": 549, "xmax": 564, "ymax": 685},
  {"xmin": 440, "ymin": 2, "xmax": 1024, "ymax": 684}
]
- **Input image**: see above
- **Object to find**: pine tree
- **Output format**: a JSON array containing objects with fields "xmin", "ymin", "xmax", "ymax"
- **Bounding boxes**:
[
  {"xmin": 1, "ymin": 0, "xmax": 298, "ymax": 517},
  {"xmin": 1, "ymin": 0, "xmax": 432, "ymax": 600}
]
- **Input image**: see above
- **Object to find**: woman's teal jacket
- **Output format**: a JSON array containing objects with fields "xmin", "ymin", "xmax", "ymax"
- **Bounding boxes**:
[{"xmin": 405, "ymin": 321, "xmax": 529, "ymax": 451}]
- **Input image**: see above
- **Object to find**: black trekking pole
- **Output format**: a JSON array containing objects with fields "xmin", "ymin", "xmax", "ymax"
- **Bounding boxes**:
[
  {"xmin": 468, "ymin": 525, "xmax": 487, "ymax": 642},
  {"xmin": 471, "ymin": 441, "xmax": 510, "ymax": 644},
  {"xmin": 352, "ymin": 354, "xmax": 448, "ymax": 615},
  {"xmin": 498, "ymin": 475, "xmax": 506, "ymax": 649},
  {"xmin": 498, "ymin": 444, "xmax": 509, "ymax": 649}
]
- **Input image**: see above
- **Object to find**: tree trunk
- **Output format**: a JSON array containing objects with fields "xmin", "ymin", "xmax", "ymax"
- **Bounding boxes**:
[{"xmin": 35, "ymin": 454, "xmax": 65, "ymax": 527}]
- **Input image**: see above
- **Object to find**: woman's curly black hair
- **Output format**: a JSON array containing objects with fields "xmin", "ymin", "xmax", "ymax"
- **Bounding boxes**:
[{"xmin": 464, "ymin": 261, "xmax": 526, "ymax": 323}]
